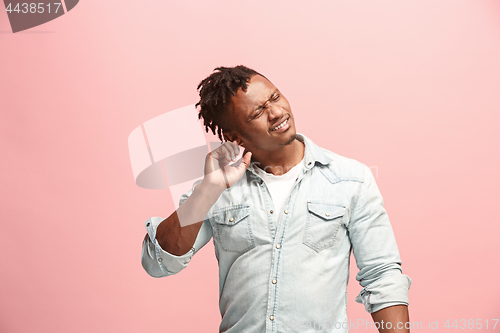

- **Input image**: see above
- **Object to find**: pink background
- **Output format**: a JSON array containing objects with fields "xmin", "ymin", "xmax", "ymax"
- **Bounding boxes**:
[{"xmin": 1, "ymin": 0, "xmax": 499, "ymax": 332}]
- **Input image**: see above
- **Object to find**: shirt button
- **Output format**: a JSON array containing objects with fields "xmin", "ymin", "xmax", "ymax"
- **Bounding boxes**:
[
  {"xmin": 158, "ymin": 258, "xmax": 163, "ymax": 262},
  {"xmin": 272, "ymin": 279, "xmax": 277, "ymax": 284},
  {"xmin": 270, "ymin": 315, "xmax": 274, "ymax": 321},
  {"xmin": 146, "ymin": 222, "xmax": 151, "ymax": 227},
  {"xmin": 295, "ymin": 177, "xmax": 298, "ymax": 181},
  {"xmin": 308, "ymin": 162, "xmax": 312, "ymax": 166},
  {"xmin": 325, "ymin": 213, "xmax": 330, "ymax": 217},
  {"xmin": 270, "ymin": 210, "xmax": 274, "ymax": 214},
  {"xmin": 276, "ymin": 244, "xmax": 281, "ymax": 249},
  {"xmin": 229, "ymin": 217, "xmax": 234, "ymax": 222},
  {"xmin": 259, "ymin": 180, "xmax": 263, "ymax": 185},
  {"xmin": 284, "ymin": 210, "xmax": 288, "ymax": 214}
]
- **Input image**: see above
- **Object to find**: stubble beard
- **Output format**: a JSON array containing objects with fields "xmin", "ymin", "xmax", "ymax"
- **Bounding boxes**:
[{"xmin": 281, "ymin": 133, "xmax": 297, "ymax": 147}]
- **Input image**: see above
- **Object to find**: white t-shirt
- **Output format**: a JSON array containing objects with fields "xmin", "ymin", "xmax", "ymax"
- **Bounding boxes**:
[{"xmin": 254, "ymin": 158, "xmax": 305, "ymax": 221}]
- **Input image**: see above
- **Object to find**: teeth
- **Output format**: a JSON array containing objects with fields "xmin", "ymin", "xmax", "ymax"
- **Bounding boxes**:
[{"xmin": 272, "ymin": 118, "xmax": 288, "ymax": 131}]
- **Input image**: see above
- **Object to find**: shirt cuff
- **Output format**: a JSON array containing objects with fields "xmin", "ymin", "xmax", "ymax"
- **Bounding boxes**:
[
  {"xmin": 355, "ymin": 274, "xmax": 412, "ymax": 313},
  {"xmin": 144, "ymin": 217, "xmax": 195, "ymax": 275},
  {"xmin": 370, "ymin": 301, "xmax": 408, "ymax": 313}
]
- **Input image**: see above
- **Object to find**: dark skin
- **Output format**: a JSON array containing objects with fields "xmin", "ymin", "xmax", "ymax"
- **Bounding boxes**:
[
  {"xmin": 153, "ymin": 74, "xmax": 410, "ymax": 332},
  {"xmin": 372, "ymin": 305, "xmax": 411, "ymax": 332},
  {"xmin": 223, "ymin": 74, "xmax": 305, "ymax": 175}
]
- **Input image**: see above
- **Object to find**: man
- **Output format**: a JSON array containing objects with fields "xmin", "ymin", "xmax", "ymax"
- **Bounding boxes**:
[{"xmin": 141, "ymin": 66, "xmax": 412, "ymax": 332}]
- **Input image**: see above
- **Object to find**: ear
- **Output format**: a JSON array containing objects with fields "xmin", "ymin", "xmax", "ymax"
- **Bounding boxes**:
[{"xmin": 223, "ymin": 130, "xmax": 244, "ymax": 147}]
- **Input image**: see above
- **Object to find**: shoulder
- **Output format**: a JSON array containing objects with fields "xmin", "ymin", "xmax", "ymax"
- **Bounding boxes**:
[{"xmin": 315, "ymin": 146, "xmax": 370, "ymax": 185}]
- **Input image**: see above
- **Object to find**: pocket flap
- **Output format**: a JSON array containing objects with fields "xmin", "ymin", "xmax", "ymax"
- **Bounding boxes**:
[
  {"xmin": 213, "ymin": 205, "xmax": 250, "ymax": 225},
  {"xmin": 307, "ymin": 202, "xmax": 345, "ymax": 221}
]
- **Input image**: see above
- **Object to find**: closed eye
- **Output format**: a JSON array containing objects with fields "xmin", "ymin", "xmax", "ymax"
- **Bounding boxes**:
[
  {"xmin": 252, "ymin": 109, "xmax": 263, "ymax": 119},
  {"xmin": 250, "ymin": 92, "xmax": 280, "ymax": 121}
]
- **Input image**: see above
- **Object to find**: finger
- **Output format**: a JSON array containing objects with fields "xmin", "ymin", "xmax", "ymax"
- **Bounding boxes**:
[
  {"xmin": 224, "ymin": 142, "xmax": 239, "ymax": 161},
  {"xmin": 206, "ymin": 153, "xmax": 221, "ymax": 174},
  {"xmin": 212, "ymin": 144, "xmax": 232, "ymax": 163},
  {"xmin": 237, "ymin": 151, "xmax": 252, "ymax": 171},
  {"xmin": 227, "ymin": 141, "xmax": 241, "ymax": 158},
  {"xmin": 221, "ymin": 145, "xmax": 233, "ymax": 163},
  {"xmin": 221, "ymin": 141, "xmax": 238, "ymax": 161}
]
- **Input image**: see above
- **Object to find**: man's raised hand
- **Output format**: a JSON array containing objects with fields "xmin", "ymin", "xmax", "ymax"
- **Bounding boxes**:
[{"xmin": 204, "ymin": 141, "xmax": 252, "ymax": 191}]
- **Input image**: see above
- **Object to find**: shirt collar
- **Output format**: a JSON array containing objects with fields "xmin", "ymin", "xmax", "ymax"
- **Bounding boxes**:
[
  {"xmin": 296, "ymin": 133, "xmax": 333, "ymax": 169},
  {"xmin": 246, "ymin": 133, "xmax": 333, "ymax": 176}
]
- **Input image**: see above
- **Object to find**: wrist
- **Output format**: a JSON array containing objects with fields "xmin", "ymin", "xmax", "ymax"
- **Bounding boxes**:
[{"xmin": 198, "ymin": 178, "xmax": 226, "ymax": 198}]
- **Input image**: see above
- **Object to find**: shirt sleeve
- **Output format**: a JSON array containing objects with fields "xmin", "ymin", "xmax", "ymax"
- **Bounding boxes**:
[
  {"xmin": 141, "ymin": 180, "xmax": 213, "ymax": 278},
  {"xmin": 348, "ymin": 164, "xmax": 412, "ymax": 313}
]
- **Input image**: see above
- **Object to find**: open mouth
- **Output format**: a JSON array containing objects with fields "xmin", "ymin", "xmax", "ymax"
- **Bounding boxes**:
[{"xmin": 271, "ymin": 117, "xmax": 290, "ymax": 131}]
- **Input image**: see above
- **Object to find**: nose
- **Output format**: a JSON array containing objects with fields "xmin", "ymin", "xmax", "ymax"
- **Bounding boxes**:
[{"xmin": 267, "ymin": 103, "xmax": 284, "ymax": 120}]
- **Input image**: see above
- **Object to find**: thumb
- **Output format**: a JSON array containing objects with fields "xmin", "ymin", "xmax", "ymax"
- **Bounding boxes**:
[{"xmin": 237, "ymin": 151, "xmax": 252, "ymax": 171}]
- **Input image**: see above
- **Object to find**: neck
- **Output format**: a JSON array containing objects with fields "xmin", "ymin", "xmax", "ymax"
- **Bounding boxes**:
[{"xmin": 251, "ymin": 139, "xmax": 305, "ymax": 176}]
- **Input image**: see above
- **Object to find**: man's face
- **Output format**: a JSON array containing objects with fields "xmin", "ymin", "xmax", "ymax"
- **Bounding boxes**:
[{"xmin": 225, "ymin": 74, "xmax": 297, "ymax": 153}]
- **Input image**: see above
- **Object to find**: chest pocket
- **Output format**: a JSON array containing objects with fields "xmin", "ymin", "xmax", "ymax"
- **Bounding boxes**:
[
  {"xmin": 303, "ymin": 201, "xmax": 347, "ymax": 252},
  {"xmin": 212, "ymin": 205, "xmax": 255, "ymax": 254}
]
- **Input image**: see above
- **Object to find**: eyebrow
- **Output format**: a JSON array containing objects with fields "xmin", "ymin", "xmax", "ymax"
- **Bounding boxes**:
[{"xmin": 248, "ymin": 89, "xmax": 279, "ymax": 119}]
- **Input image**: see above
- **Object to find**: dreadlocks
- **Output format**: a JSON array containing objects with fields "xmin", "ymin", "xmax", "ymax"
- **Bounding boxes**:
[{"xmin": 196, "ymin": 65, "xmax": 263, "ymax": 141}]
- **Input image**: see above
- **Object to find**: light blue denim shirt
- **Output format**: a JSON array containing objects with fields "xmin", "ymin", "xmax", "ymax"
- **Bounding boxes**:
[{"xmin": 141, "ymin": 133, "xmax": 411, "ymax": 333}]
